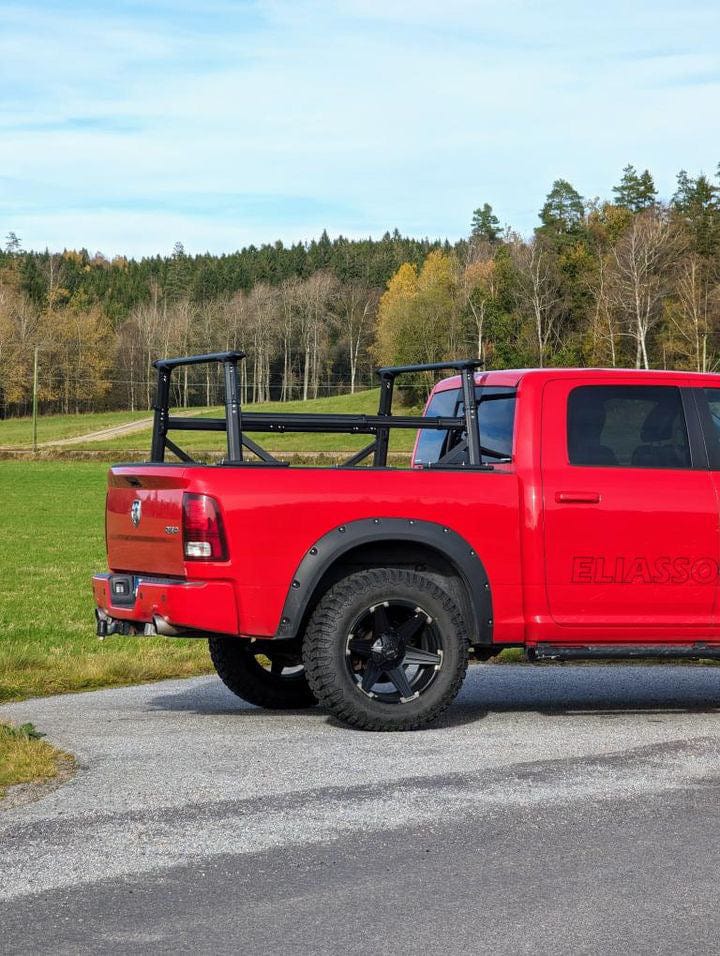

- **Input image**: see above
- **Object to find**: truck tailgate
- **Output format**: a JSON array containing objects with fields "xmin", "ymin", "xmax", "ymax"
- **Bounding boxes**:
[{"xmin": 106, "ymin": 468, "xmax": 188, "ymax": 576}]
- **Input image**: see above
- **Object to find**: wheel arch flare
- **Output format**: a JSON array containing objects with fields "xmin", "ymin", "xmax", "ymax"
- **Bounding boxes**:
[{"xmin": 274, "ymin": 517, "xmax": 493, "ymax": 646}]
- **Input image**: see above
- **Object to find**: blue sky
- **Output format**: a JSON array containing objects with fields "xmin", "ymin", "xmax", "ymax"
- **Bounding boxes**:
[{"xmin": 1, "ymin": 0, "xmax": 719, "ymax": 257}]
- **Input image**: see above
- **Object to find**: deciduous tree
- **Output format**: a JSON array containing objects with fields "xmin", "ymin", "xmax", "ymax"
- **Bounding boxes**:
[
  {"xmin": 510, "ymin": 238, "xmax": 564, "ymax": 367},
  {"xmin": 608, "ymin": 210, "xmax": 686, "ymax": 369}
]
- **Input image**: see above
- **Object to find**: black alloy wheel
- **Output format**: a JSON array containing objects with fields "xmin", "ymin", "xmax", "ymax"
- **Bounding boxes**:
[
  {"xmin": 303, "ymin": 568, "xmax": 470, "ymax": 731},
  {"xmin": 346, "ymin": 600, "xmax": 443, "ymax": 702}
]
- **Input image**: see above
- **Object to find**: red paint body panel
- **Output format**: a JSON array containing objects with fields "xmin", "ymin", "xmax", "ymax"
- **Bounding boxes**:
[
  {"xmin": 106, "ymin": 465, "xmax": 523, "ymax": 640},
  {"xmin": 106, "ymin": 467, "xmax": 190, "ymax": 577},
  {"xmin": 541, "ymin": 376, "xmax": 719, "ymax": 629},
  {"xmin": 93, "ymin": 574, "xmax": 239, "ymax": 634},
  {"xmin": 94, "ymin": 367, "xmax": 720, "ymax": 647}
]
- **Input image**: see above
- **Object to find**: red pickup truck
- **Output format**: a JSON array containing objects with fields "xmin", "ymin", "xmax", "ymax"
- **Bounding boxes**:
[{"xmin": 93, "ymin": 352, "xmax": 720, "ymax": 730}]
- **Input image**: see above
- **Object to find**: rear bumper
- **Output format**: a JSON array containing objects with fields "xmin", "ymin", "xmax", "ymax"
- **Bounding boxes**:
[{"xmin": 92, "ymin": 573, "xmax": 239, "ymax": 636}]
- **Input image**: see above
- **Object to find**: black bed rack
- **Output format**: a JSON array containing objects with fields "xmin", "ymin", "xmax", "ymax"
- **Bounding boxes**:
[{"xmin": 150, "ymin": 351, "xmax": 487, "ymax": 468}]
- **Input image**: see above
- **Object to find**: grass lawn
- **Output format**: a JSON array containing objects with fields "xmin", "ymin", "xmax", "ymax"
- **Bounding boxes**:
[
  {"xmin": 0, "ymin": 722, "xmax": 69, "ymax": 799},
  {"xmin": 0, "ymin": 390, "xmax": 430, "ymax": 707},
  {"xmin": 0, "ymin": 409, "xmax": 155, "ymax": 447},
  {"xmin": 0, "ymin": 461, "xmax": 212, "ymax": 704}
]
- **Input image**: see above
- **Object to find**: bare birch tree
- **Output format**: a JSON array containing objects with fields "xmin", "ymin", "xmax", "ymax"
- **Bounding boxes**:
[
  {"xmin": 669, "ymin": 254, "xmax": 719, "ymax": 371},
  {"xmin": 511, "ymin": 239, "xmax": 563, "ymax": 367},
  {"xmin": 585, "ymin": 247, "xmax": 619, "ymax": 366},
  {"xmin": 460, "ymin": 256, "xmax": 496, "ymax": 361},
  {"xmin": 246, "ymin": 284, "xmax": 279, "ymax": 403},
  {"xmin": 278, "ymin": 278, "xmax": 300, "ymax": 401},
  {"xmin": 295, "ymin": 272, "xmax": 336, "ymax": 400},
  {"xmin": 331, "ymin": 280, "xmax": 379, "ymax": 393},
  {"xmin": 608, "ymin": 210, "xmax": 686, "ymax": 369}
]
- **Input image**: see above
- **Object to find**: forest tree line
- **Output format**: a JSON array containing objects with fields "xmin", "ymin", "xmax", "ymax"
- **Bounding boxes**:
[{"xmin": 2, "ymin": 162, "xmax": 720, "ymax": 415}]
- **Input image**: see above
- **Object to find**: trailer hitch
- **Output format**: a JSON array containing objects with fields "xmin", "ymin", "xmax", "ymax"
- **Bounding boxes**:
[{"xmin": 95, "ymin": 608, "xmax": 158, "ymax": 640}]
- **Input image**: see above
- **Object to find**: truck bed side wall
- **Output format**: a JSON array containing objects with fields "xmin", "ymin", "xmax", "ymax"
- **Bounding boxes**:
[{"xmin": 151, "ymin": 467, "xmax": 525, "ymax": 642}]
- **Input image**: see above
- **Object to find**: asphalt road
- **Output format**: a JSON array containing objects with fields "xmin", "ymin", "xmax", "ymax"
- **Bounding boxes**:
[{"xmin": 2, "ymin": 663, "xmax": 720, "ymax": 955}]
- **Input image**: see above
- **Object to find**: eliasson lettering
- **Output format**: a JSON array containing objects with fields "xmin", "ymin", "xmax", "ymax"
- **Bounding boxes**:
[{"xmin": 571, "ymin": 556, "xmax": 720, "ymax": 585}]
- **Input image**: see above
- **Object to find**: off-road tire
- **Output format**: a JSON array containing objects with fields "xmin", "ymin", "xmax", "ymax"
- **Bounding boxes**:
[
  {"xmin": 303, "ymin": 568, "xmax": 469, "ymax": 731},
  {"xmin": 209, "ymin": 637, "xmax": 317, "ymax": 710}
]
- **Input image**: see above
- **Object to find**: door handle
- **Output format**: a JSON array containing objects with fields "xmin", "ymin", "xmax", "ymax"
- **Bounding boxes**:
[{"xmin": 555, "ymin": 491, "xmax": 601, "ymax": 504}]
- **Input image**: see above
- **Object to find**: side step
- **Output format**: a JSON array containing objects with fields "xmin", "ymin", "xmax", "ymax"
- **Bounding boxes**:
[{"xmin": 533, "ymin": 643, "xmax": 720, "ymax": 662}]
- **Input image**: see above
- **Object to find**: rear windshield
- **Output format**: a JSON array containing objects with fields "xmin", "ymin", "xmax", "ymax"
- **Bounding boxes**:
[{"xmin": 414, "ymin": 386, "xmax": 516, "ymax": 466}]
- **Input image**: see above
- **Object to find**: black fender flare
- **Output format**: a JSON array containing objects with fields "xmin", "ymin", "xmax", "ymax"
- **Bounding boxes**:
[{"xmin": 274, "ymin": 517, "xmax": 493, "ymax": 644}]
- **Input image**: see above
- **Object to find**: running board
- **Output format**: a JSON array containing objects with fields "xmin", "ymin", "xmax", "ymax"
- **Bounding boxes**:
[{"xmin": 532, "ymin": 643, "xmax": 720, "ymax": 662}]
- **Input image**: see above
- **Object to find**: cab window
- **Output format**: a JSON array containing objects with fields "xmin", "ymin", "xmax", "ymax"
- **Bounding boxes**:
[{"xmin": 567, "ymin": 385, "xmax": 690, "ymax": 469}]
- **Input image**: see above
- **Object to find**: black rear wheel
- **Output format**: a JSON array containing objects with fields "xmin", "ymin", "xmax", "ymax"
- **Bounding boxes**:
[
  {"xmin": 303, "ymin": 568, "xmax": 469, "ymax": 731},
  {"xmin": 209, "ymin": 637, "xmax": 317, "ymax": 710}
]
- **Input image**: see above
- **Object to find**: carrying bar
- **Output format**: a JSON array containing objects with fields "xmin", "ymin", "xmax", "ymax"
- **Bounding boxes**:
[
  {"xmin": 153, "ymin": 350, "xmax": 245, "ymax": 371},
  {"xmin": 375, "ymin": 359, "xmax": 484, "ymax": 376},
  {"xmin": 373, "ymin": 358, "xmax": 485, "ymax": 466},
  {"xmin": 166, "ymin": 413, "xmax": 466, "ymax": 434}
]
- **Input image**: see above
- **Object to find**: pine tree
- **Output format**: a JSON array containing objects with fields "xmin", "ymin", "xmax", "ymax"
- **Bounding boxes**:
[
  {"xmin": 673, "ymin": 170, "xmax": 693, "ymax": 209},
  {"xmin": 672, "ymin": 170, "xmax": 720, "ymax": 256},
  {"xmin": 539, "ymin": 179, "xmax": 585, "ymax": 238},
  {"xmin": 470, "ymin": 203, "xmax": 501, "ymax": 243},
  {"xmin": 612, "ymin": 165, "xmax": 657, "ymax": 211},
  {"xmin": 672, "ymin": 170, "xmax": 718, "ymax": 213},
  {"xmin": 4, "ymin": 232, "xmax": 21, "ymax": 253}
]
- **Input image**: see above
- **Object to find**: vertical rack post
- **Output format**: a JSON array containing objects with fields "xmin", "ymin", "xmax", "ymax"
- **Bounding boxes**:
[
  {"xmin": 224, "ymin": 358, "xmax": 243, "ymax": 463},
  {"xmin": 461, "ymin": 366, "xmax": 481, "ymax": 466},
  {"xmin": 373, "ymin": 371, "xmax": 395, "ymax": 466},
  {"xmin": 151, "ymin": 365, "xmax": 171, "ymax": 462}
]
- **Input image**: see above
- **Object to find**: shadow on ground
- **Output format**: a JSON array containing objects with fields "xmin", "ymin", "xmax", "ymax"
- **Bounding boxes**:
[{"xmin": 145, "ymin": 663, "xmax": 720, "ymax": 730}]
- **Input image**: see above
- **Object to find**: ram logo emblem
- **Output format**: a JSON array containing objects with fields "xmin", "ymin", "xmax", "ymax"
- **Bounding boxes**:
[{"xmin": 130, "ymin": 499, "xmax": 142, "ymax": 528}]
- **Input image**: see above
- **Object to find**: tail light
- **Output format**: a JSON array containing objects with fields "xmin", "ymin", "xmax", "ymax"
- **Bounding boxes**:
[{"xmin": 182, "ymin": 493, "xmax": 228, "ymax": 561}]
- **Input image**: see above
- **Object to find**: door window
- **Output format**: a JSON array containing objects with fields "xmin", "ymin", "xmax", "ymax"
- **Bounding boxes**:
[{"xmin": 567, "ymin": 385, "xmax": 690, "ymax": 469}]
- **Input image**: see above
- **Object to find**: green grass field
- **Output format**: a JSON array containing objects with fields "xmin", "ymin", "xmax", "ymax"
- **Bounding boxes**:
[
  {"xmin": 0, "ymin": 409, "xmax": 155, "ymax": 447},
  {"xmin": 0, "ymin": 389, "xmax": 420, "ymax": 458},
  {"xmin": 0, "ymin": 461, "xmax": 212, "ymax": 704}
]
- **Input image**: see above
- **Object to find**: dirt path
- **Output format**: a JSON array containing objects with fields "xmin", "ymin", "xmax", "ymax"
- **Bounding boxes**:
[
  {"xmin": 41, "ymin": 416, "xmax": 155, "ymax": 446},
  {"xmin": 0, "ymin": 409, "xmax": 206, "ymax": 449}
]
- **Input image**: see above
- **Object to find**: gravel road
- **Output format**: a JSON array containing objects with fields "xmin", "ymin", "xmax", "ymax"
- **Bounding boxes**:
[{"xmin": 2, "ymin": 663, "xmax": 720, "ymax": 954}]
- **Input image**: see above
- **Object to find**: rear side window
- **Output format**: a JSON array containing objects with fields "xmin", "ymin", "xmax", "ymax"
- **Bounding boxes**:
[
  {"xmin": 698, "ymin": 388, "xmax": 720, "ymax": 471},
  {"xmin": 703, "ymin": 389, "xmax": 720, "ymax": 466},
  {"xmin": 414, "ymin": 386, "xmax": 516, "ymax": 466},
  {"xmin": 414, "ymin": 388, "xmax": 459, "ymax": 465},
  {"xmin": 567, "ymin": 385, "xmax": 690, "ymax": 469}
]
